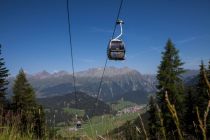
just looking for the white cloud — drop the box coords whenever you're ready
[176,34,210,45]
[176,37,197,44]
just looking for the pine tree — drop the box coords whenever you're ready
[148,96,159,139]
[208,60,210,81]
[196,61,209,116]
[33,105,46,138]
[207,61,210,137]
[183,87,197,136]
[156,39,185,136]
[196,61,210,137]
[12,69,36,133]
[12,69,45,137]
[0,44,9,108]
[13,69,36,112]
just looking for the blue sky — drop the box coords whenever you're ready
[0,0,210,75]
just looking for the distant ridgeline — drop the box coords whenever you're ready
[8,67,199,104]
[7,67,157,101]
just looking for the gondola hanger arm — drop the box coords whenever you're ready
[113,19,124,40]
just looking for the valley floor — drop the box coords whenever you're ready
[56,105,147,139]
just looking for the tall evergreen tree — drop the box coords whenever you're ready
[148,96,159,139]
[196,61,210,136]
[208,60,210,81]
[33,105,46,138]
[196,61,209,116]
[0,44,9,108]
[13,69,36,112]
[183,87,197,137]
[156,39,185,136]
[12,69,45,138]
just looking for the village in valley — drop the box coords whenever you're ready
[116,104,147,116]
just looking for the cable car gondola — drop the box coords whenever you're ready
[107,19,125,60]
[76,121,81,129]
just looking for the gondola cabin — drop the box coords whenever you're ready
[76,121,81,129]
[107,39,125,60]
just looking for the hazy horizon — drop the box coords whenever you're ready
[7,66,202,77]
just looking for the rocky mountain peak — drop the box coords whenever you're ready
[76,66,140,77]
[34,70,51,79]
[53,71,69,77]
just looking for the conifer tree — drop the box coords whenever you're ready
[183,87,197,136]
[196,61,209,116]
[0,44,9,108]
[12,69,45,137]
[12,69,36,133]
[148,96,159,139]
[13,69,36,112]
[156,39,185,136]
[208,60,210,81]
[33,105,46,138]
[196,61,210,136]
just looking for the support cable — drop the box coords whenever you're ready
[66,0,77,108]
[94,0,124,112]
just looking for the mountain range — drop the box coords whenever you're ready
[7,67,199,103]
